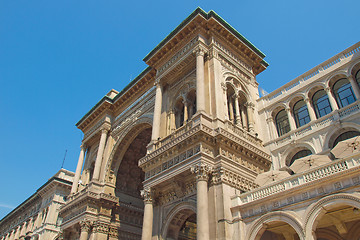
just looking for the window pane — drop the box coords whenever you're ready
[289,149,312,166]
[313,90,332,118]
[275,109,290,137]
[293,100,310,127]
[333,78,355,108]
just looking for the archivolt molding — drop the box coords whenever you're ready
[323,122,360,149]
[348,58,360,75]
[161,201,196,239]
[282,142,316,166]
[104,117,152,184]
[325,70,348,85]
[223,71,251,96]
[246,211,304,240]
[304,193,360,235]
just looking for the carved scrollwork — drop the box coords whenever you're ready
[190,163,213,181]
[80,220,92,233]
[141,188,153,203]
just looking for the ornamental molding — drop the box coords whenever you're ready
[212,39,252,72]
[190,162,213,181]
[220,148,264,174]
[212,167,257,191]
[157,37,198,75]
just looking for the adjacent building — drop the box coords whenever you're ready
[0,169,74,240]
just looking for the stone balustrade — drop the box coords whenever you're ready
[232,154,360,206]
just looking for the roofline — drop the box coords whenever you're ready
[75,66,153,127]
[0,174,72,224]
[143,7,266,63]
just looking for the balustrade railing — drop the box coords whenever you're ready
[236,155,360,205]
[263,42,360,102]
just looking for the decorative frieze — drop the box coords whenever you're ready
[212,167,257,191]
[92,221,109,234]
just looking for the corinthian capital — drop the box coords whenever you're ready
[141,188,153,203]
[80,220,92,233]
[191,163,213,181]
[193,46,206,57]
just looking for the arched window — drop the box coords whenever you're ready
[332,131,360,148]
[175,99,185,128]
[312,90,332,118]
[333,78,355,108]
[293,100,310,127]
[275,109,290,137]
[356,70,360,87]
[289,149,312,166]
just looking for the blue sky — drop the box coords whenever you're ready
[0,0,359,219]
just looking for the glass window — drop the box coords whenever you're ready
[289,149,312,166]
[312,90,332,118]
[333,78,355,108]
[332,131,360,148]
[293,100,310,127]
[275,109,290,137]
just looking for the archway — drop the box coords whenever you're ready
[165,209,196,240]
[255,221,301,240]
[112,125,152,237]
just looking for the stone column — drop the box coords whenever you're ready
[348,75,360,100]
[234,94,241,126]
[71,144,87,193]
[93,128,108,181]
[194,47,206,113]
[79,220,92,240]
[325,87,338,111]
[266,117,277,139]
[221,83,229,120]
[285,107,296,130]
[241,104,248,130]
[169,109,175,133]
[141,189,153,240]
[305,97,317,121]
[246,102,255,132]
[151,79,163,142]
[191,163,212,240]
[228,98,234,121]
[183,100,188,123]
[92,221,109,240]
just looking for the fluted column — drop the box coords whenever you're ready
[348,75,360,100]
[246,102,255,132]
[71,144,87,193]
[151,79,163,142]
[194,47,206,113]
[234,95,241,126]
[141,189,153,240]
[79,220,92,240]
[325,87,338,111]
[285,107,296,130]
[191,163,212,240]
[304,98,317,121]
[93,128,108,181]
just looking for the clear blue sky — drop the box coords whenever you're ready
[0,0,358,219]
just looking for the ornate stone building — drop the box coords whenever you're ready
[0,169,74,240]
[3,7,359,240]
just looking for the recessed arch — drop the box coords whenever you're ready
[246,211,304,240]
[323,123,360,149]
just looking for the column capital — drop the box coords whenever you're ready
[221,82,227,92]
[80,220,92,232]
[80,143,87,150]
[92,221,109,234]
[325,86,331,93]
[141,188,153,203]
[304,97,310,103]
[154,78,162,87]
[193,46,207,57]
[191,163,213,181]
[285,106,291,112]
[245,102,255,109]
[266,117,274,123]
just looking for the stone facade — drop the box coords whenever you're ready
[0,169,74,240]
[3,7,360,240]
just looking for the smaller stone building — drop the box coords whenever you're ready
[0,169,74,240]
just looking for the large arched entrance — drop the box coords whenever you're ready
[165,209,197,240]
[112,125,152,238]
